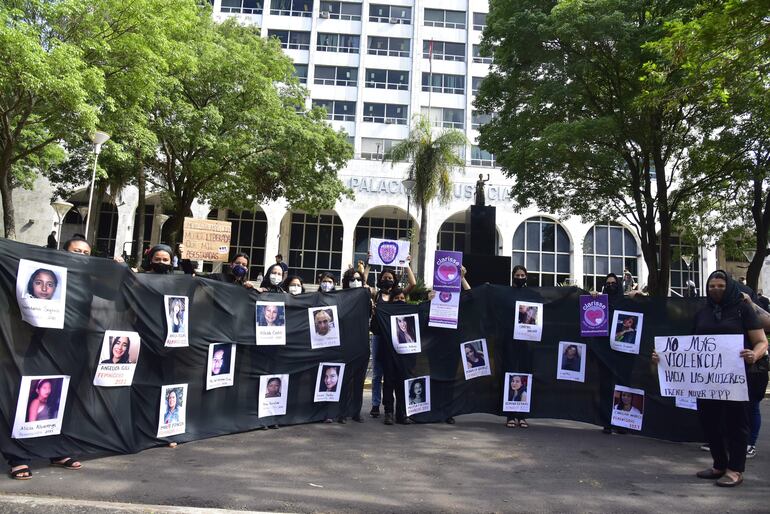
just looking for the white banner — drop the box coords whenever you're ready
[654,334,748,402]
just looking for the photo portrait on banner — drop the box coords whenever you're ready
[556,341,586,383]
[93,331,141,387]
[157,384,188,437]
[610,310,643,354]
[12,375,70,439]
[15,259,68,329]
[611,385,645,430]
[256,301,286,346]
[206,343,235,390]
[405,376,431,416]
[314,363,345,402]
[164,295,189,347]
[258,374,289,417]
[308,306,341,349]
[390,313,422,354]
[502,373,532,413]
[461,339,491,380]
[513,301,543,341]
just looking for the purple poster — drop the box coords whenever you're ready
[580,294,609,336]
[429,251,463,329]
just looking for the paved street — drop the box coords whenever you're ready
[1,393,768,513]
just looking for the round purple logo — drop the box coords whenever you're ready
[439,292,452,303]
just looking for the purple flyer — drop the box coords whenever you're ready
[580,294,609,336]
[429,251,463,329]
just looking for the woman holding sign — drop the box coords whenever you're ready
[653,270,767,487]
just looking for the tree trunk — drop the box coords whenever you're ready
[416,200,428,280]
[134,152,146,266]
[0,171,16,240]
[88,181,106,251]
[747,175,770,291]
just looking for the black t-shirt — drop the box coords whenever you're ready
[693,302,761,350]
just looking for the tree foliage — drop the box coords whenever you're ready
[387,115,467,278]
[476,0,737,295]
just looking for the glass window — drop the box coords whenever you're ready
[665,233,702,298]
[354,215,413,287]
[288,212,343,283]
[473,12,487,30]
[582,222,639,292]
[513,217,572,287]
[293,63,308,83]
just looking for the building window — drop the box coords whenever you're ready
[208,209,268,280]
[582,222,639,292]
[319,1,361,20]
[360,138,400,160]
[317,33,360,53]
[421,72,465,94]
[270,0,313,17]
[364,68,409,90]
[354,216,412,286]
[471,145,495,166]
[293,63,308,83]
[312,99,356,121]
[421,106,464,129]
[289,212,344,284]
[314,65,357,86]
[513,216,571,287]
[368,36,410,57]
[472,12,487,31]
[471,110,492,130]
[424,8,466,29]
[363,103,408,124]
[472,76,484,95]
[472,44,492,64]
[268,29,311,50]
[665,233,702,297]
[131,203,156,258]
[220,0,263,15]
[423,40,465,61]
[369,4,411,24]
[437,220,466,252]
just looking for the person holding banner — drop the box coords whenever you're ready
[258,264,287,293]
[506,265,531,429]
[144,245,174,274]
[653,270,767,487]
[204,253,255,288]
[283,275,305,296]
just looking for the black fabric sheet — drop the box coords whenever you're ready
[1,238,709,462]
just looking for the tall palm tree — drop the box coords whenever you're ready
[387,115,467,278]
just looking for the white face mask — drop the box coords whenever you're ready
[351,279,362,288]
[269,273,283,286]
[288,285,302,295]
[320,282,335,292]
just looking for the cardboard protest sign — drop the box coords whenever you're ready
[181,217,231,262]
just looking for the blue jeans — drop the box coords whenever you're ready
[370,335,383,407]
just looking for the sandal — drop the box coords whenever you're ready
[506,419,518,428]
[716,472,743,487]
[519,419,529,428]
[50,458,82,470]
[9,466,32,480]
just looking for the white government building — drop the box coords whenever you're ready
[5,0,736,294]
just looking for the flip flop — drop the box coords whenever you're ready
[716,473,743,487]
[9,466,32,480]
[519,419,529,428]
[50,458,82,470]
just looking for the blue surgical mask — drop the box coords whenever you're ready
[231,264,248,278]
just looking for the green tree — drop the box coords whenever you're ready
[386,115,467,278]
[144,16,353,243]
[476,0,735,296]
[650,0,770,290]
[0,0,199,240]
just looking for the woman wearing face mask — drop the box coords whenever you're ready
[204,253,256,288]
[652,270,767,487]
[318,273,337,293]
[258,264,287,293]
[143,244,175,274]
[506,264,532,429]
[283,275,305,296]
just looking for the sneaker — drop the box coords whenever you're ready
[747,445,757,459]
[369,406,380,418]
[700,444,710,452]
[383,412,394,425]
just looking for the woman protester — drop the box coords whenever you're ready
[144,245,175,274]
[259,264,287,293]
[507,265,532,429]
[204,253,256,288]
[284,275,306,296]
[653,270,767,487]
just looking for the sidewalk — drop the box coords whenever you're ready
[1,393,768,513]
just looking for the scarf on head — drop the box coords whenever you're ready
[601,273,624,306]
[706,270,742,322]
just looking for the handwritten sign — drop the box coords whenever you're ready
[655,334,748,402]
[181,217,232,262]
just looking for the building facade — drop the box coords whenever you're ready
[4,0,737,295]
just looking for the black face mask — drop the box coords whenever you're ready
[380,279,394,290]
[150,262,172,274]
[605,283,618,294]
[513,277,527,288]
[392,300,406,304]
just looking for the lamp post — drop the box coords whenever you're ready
[76,206,89,234]
[50,200,73,249]
[682,254,694,297]
[84,131,111,240]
